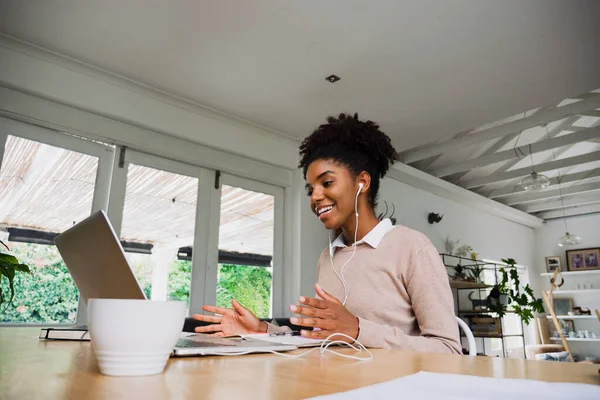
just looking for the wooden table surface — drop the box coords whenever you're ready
[1,328,598,399]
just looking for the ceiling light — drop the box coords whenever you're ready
[541,124,582,246]
[521,144,550,191]
[521,172,550,191]
[558,232,582,247]
[325,74,340,83]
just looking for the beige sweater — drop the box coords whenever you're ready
[272,223,461,354]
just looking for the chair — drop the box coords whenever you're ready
[456,316,476,356]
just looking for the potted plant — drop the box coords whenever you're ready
[0,239,31,309]
[488,258,544,325]
[468,263,485,284]
[453,263,465,280]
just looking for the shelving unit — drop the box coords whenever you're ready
[449,281,493,289]
[546,315,597,320]
[441,253,526,358]
[541,270,600,277]
[551,289,600,295]
[540,268,600,359]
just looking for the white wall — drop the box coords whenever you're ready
[0,37,299,170]
[535,214,600,358]
[378,178,537,270]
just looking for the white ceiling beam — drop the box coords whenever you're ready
[398,94,600,164]
[485,169,600,198]
[387,163,543,228]
[432,120,594,177]
[535,203,600,220]
[440,133,520,185]
[581,110,600,118]
[518,192,600,214]
[471,117,582,182]
[501,181,600,206]
[463,150,600,189]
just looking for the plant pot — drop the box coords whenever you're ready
[490,294,509,306]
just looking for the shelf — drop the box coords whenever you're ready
[440,253,498,266]
[541,270,600,277]
[550,289,600,295]
[551,338,600,342]
[545,315,598,320]
[449,280,493,289]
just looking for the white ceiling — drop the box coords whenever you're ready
[1,0,599,152]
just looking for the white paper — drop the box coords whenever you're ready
[308,371,600,400]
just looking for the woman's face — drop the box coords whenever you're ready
[305,159,359,230]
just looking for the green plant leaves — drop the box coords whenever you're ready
[495,259,543,325]
[0,245,32,309]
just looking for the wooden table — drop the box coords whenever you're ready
[1,328,598,399]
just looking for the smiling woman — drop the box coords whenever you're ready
[194,113,461,354]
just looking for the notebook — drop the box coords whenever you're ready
[39,327,90,341]
[241,333,326,348]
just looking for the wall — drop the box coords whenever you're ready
[0,37,299,170]
[378,178,537,271]
[535,214,600,358]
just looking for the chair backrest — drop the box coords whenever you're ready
[456,317,477,356]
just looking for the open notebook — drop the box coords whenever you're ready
[239,333,325,348]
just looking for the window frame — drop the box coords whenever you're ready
[0,116,115,326]
[200,173,285,318]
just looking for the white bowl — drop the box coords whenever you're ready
[88,299,186,376]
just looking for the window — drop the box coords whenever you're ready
[1,120,288,325]
[0,119,113,323]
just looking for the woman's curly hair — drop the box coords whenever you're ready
[298,113,397,208]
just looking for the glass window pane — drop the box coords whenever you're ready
[0,135,100,323]
[216,185,274,318]
[120,164,198,307]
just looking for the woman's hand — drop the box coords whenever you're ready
[193,299,267,337]
[289,284,359,342]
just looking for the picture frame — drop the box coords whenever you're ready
[547,319,575,335]
[545,256,561,273]
[566,248,600,272]
[552,298,573,316]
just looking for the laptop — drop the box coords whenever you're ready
[53,210,297,356]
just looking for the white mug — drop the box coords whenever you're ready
[88,299,186,376]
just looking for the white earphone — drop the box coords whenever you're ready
[328,182,363,306]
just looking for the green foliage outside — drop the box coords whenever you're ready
[0,243,79,323]
[1,242,273,323]
[216,264,272,318]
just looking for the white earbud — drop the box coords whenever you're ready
[356,183,363,217]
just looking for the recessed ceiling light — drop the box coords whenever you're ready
[325,74,340,83]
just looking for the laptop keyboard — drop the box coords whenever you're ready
[176,338,236,348]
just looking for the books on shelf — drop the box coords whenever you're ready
[39,327,90,341]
